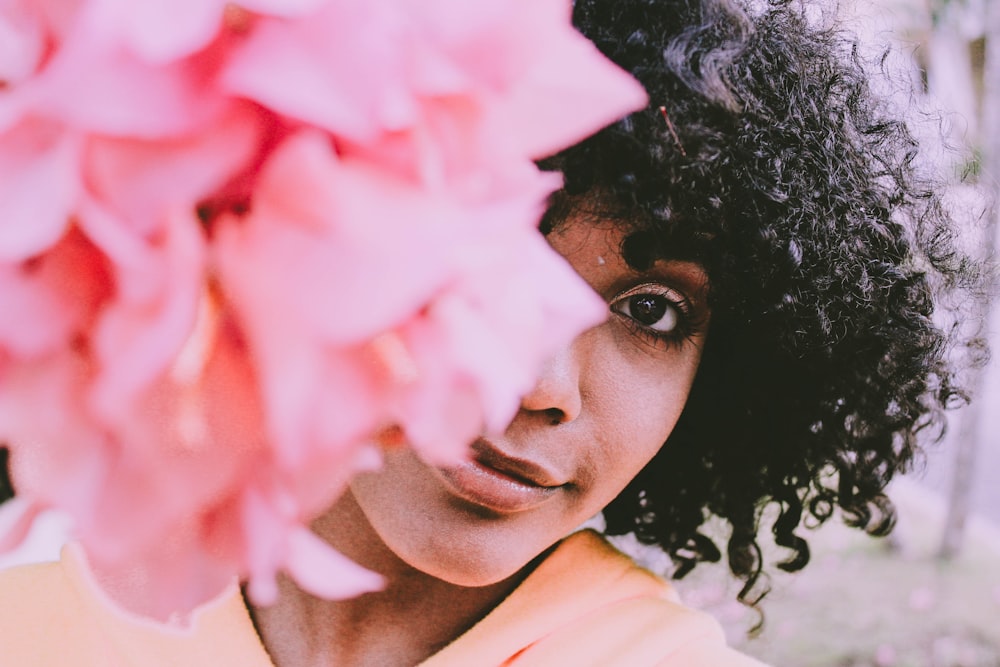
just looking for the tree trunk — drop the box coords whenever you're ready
[938,0,1000,560]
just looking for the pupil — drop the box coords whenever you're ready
[630,295,666,325]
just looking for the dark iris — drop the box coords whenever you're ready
[629,295,667,326]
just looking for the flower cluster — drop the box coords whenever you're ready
[0,0,645,621]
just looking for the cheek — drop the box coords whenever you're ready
[583,341,699,492]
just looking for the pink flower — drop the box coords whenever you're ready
[238,471,384,606]
[223,0,647,178]
[0,117,82,262]
[0,103,269,620]
[0,0,645,623]
[213,131,447,473]
[215,129,606,468]
[23,24,224,138]
[0,0,254,259]
[0,227,111,365]
[407,0,649,161]
[0,1,47,89]
[85,0,327,64]
[387,213,608,463]
[221,0,419,145]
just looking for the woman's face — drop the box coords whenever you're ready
[342,217,710,586]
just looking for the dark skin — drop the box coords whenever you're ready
[252,492,530,666]
[250,218,711,666]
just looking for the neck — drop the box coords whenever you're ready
[249,492,526,667]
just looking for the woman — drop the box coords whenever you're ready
[0,0,979,664]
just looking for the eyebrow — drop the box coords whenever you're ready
[628,260,712,315]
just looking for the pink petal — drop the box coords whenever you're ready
[0,262,77,357]
[80,205,206,428]
[215,223,386,468]
[86,0,226,64]
[0,497,44,553]
[222,1,416,142]
[483,20,648,159]
[23,0,85,43]
[0,227,112,358]
[213,216,329,468]
[30,19,225,138]
[83,103,261,235]
[311,351,385,452]
[387,206,605,460]
[462,232,608,430]
[285,526,384,601]
[227,303,328,470]
[0,118,80,262]
[427,293,526,432]
[393,352,485,465]
[218,131,455,344]
[239,0,328,15]
[86,521,237,624]
[285,442,384,515]
[4,322,264,576]
[0,353,114,529]
[417,0,646,161]
[0,2,46,86]
[240,485,294,606]
[83,0,332,65]
[239,471,385,608]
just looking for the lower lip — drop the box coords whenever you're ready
[433,460,560,513]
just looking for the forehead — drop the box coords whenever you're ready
[546,218,709,297]
[542,188,712,266]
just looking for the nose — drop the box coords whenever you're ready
[519,343,582,425]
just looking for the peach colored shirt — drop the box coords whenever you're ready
[0,531,767,666]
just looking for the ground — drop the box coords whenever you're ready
[654,479,1000,667]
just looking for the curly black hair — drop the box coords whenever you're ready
[542,0,983,609]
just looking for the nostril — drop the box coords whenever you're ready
[543,408,566,426]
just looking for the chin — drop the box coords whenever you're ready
[391,525,548,589]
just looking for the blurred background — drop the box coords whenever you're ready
[1,0,998,665]
[688,0,1000,664]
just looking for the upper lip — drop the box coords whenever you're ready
[470,438,566,488]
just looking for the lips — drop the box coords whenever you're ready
[432,439,566,513]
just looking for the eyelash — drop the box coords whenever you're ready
[609,283,698,349]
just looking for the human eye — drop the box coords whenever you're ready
[609,283,691,346]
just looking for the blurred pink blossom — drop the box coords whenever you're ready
[0,0,647,623]
[223,0,647,178]
[81,0,326,64]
